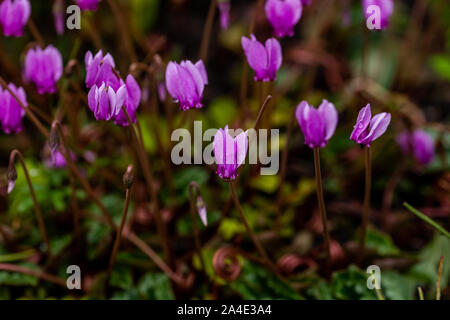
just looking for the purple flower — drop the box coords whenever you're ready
[24,45,63,94]
[53,0,64,35]
[114,75,142,127]
[85,50,119,89]
[295,99,338,148]
[76,0,101,11]
[0,0,30,37]
[0,83,27,134]
[241,34,282,82]
[213,126,248,180]
[265,0,302,38]
[165,60,208,110]
[350,104,391,147]
[88,82,126,121]
[396,129,435,165]
[218,1,231,30]
[363,0,394,29]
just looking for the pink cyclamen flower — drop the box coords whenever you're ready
[0,0,30,37]
[76,0,101,11]
[88,82,126,121]
[396,129,435,165]
[296,100,338,148]
[24,45,63,94]
[165,60,208,110]
[213,126,248,180]
[0,83,27,134]
[114,75,142,127]
[53,0,64,35]
[350,104,391,147]
[363,0,394,29]
[241,34,282,82]
[85,50,119,89]
[265,0,302,38]
[218,1,230,30]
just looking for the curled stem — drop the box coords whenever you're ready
[228,181,278,275]
[9,150,51,257]
[359,147,371,262]
[189,182,206,272]
[313,148,331,263]
[253,95,272,130]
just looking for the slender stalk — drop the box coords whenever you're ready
[418,286,424,300]
[52,121,115,227]
[199,0,218,63]
[27,19,45,47]
[253,95,272,130]
[189,182,206,272]
[9,150,51,257]
[124,231,185,285]
[0,263,66,287]
[107,166,134,278]
[106,0,137,62]
[436,256,443,300]
[359,147,371,261]
[0,77,49,138]
[229,181,278,274]
[403,202,450,239]
[313,148,331,262]
[121,107,172,264]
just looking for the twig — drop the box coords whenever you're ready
[0,263,66,287]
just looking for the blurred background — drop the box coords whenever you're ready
[0,0,449,300]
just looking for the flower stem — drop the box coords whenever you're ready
[27,18,45,48]
[199,0,218,63]
[436,256,443,300]
[107,178,133,279]
[121,107,172,265]
[228,181,278,275]
[253,95,272,130]
[359,146,372,262]
[189,182,206,273]
[418,286,424,300]
[52,121,115,227]
[0,263,65,287]
[10,150,51,257]
[313,148,331,262]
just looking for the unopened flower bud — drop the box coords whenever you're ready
[49,124,60,152]
[196,195,207,226]
[7,162,17,194]
[123,165,134,189]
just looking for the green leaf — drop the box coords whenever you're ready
[429,54,450,81]
[137,273,174,300]
[110,266,133,290]
[229,261,302,300]
[331,265,377,300]
[381,271,417,300]
[364,227,401,256]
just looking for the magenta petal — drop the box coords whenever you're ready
[318,99,338,140]
[412,130,434,165]
[265,38,282,81]
[165,61,181,102]
[295,101,309,133]
[242,35,268,81]
[235,130,248,167]
[125,74,141,109]
[304,107,325,148]
[360,112,391,145]
[194,60,208,85]
[350,104,371,143]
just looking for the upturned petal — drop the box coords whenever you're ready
[242,35,268,81]
[359,112,391,146]
[318,99,338,140]
[350,104,371,143]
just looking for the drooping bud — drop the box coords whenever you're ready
[49,123,60,153]
[196,195,207,227]
[123,164,134,189]
[7,161,17,194]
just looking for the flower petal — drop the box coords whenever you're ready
[318,99,338,140]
